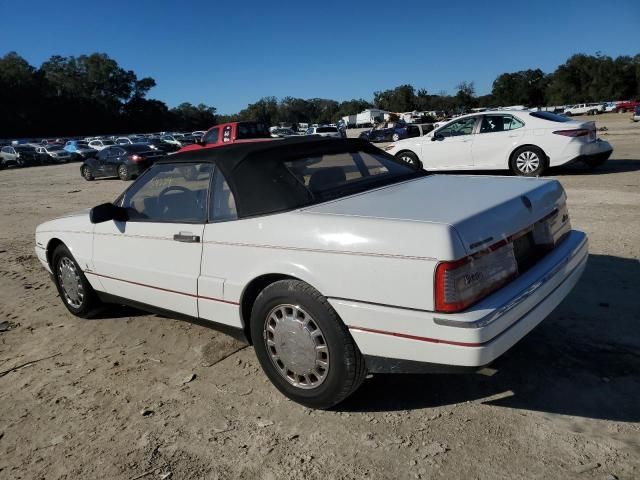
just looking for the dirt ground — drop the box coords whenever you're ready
[0,113,639,480]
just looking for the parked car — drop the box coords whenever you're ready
[385,110,613,176]
[80,144,165,181]
[135,138,181,153]
[161,134,195,147]
[35,145,72,163]
[305,126,341,138]
[563,103,604,116]
[603,101,618,113]
[88,139,116,151]
[359,122,422,142]
[270,128,298,138]
[614,100,640,113]
[633,105,640,122]
[179,121,272,153]
[64,141,98,160]
[35,136,587,408]
[1,145,41,168]
[115,137,135,145]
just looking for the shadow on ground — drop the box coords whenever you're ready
[339,254,640,422]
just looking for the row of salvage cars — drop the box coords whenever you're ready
[36,128,594,408]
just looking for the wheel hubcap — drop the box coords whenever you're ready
[263,304,329,389]
[400,155,415,165]
[516,151,540,173]
[58,257,84,308]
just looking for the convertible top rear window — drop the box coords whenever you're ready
[224,148,420,218]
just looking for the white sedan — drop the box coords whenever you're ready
[305,126,342,138]
[385,110,613,176]
[88,139,116,151]
[35,137,588,408]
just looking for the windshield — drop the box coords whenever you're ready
[530,111,571,122]
[226,147,423,217]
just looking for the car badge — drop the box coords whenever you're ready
[521,195,533,211]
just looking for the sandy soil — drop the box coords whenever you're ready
[0,112,639,479]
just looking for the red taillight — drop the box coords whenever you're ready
[129,154,143,162]
[434,243,518,313]
[552,129,590,137]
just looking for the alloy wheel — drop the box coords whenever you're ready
[516,151,540,174]
[263,304,329,389]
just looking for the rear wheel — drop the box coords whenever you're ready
[510,146,546,177]
[391,133,401,142]
[250,280,367,409]
[117,164,131,181]
[51,244,102,318]
[395,151,422,169]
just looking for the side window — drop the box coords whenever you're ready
[122,163,212,223]
[203,128,219,145]
[438,117,477,138]
[1,147,9,153]
[210,167,238,222]
[98,148,111,160]
[504,116,524,130]
[480,115,506,133]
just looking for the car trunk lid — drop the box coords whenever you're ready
[302,174,567,257]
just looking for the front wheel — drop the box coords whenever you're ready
[81,165,94,181]
[52,244,102,318]
[250,280,367,409]
[395,151,422,169]
[510,146,546,177]
[391,133,401,142]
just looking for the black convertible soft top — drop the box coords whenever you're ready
[157,136,418,218]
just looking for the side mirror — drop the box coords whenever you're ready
[431,132,444,141]
[90,202,128,224]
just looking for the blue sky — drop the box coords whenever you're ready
[1,0,638,113]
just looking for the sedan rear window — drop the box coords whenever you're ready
[316,127,338,133]
[529,111,571,122]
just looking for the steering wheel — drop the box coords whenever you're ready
[157,185,190,213]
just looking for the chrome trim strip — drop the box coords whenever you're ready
[434,235,588,329]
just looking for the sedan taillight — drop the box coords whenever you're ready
[129,154,143,162]
[552,129,590,137]
[434,243,518,313]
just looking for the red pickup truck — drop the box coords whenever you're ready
[179,121,271,152]
[615,100,640,113]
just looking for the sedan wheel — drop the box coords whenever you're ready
[511,146,545,177]
[82,165,94,181]
[396,151,422,169]
[392,133,400,142]
[118,164,130,181]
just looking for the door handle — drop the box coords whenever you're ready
[173,232,200,243]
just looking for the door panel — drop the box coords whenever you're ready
[91,222,204,316]
[91,162,212,317]
[421,117,477,169]
[472,115,525,168]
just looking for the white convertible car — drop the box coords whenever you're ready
[385,110,613,176]
[35,137,588,408]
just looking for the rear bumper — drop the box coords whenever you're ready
[330,230,588,371]
[553,140,613,167]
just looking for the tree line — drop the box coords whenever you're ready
[2,51,639,138]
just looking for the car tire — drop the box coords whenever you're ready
[395,151,423,169]
[81,165,94,181]
[51,244,102,318]
[250,279,367,409]
[391,133,400,142]
[117,164,131,181]
[510,146,546,177]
